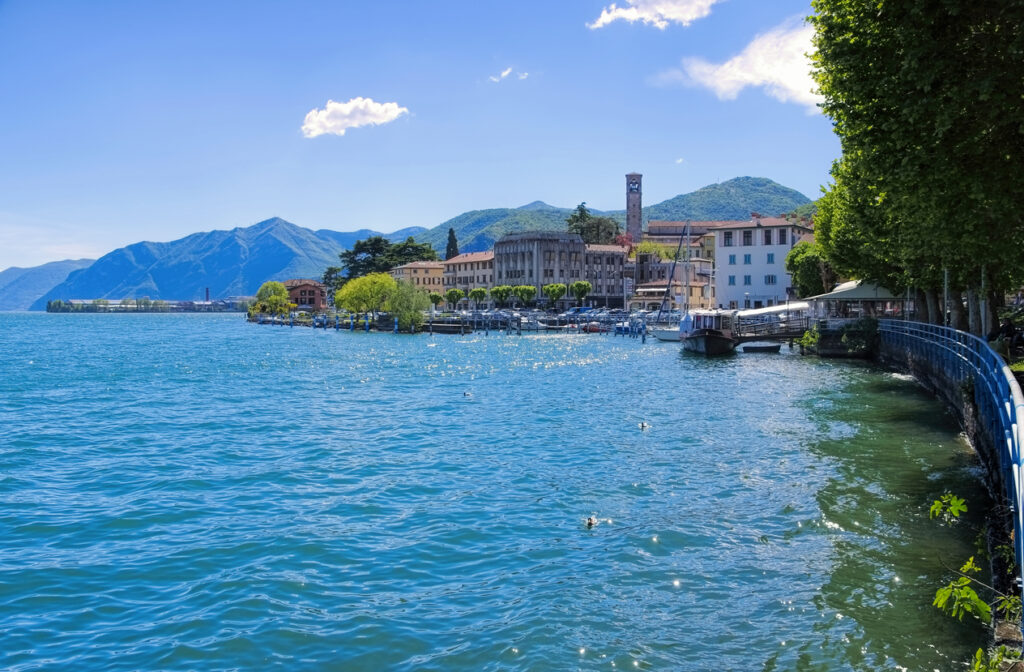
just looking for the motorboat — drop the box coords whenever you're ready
[681,310,738,356]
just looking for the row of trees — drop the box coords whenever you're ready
[439,282,593,310]
[808,0,1024,333]
[47,298,171,312]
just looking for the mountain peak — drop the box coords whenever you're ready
[517,201,558,211]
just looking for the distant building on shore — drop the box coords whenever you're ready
[284,279,327,311]
[442,252,494,297]
[712,216,813,309]
[493,232,628,308]
[390,261,444,289]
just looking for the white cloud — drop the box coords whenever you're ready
[588,0,722,29]
[489,67,513,83]
[675,157,684,164]
[489,67,528,83]
[301,97,409,138]
[653,17,822,112]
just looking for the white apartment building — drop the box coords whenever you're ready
[713,217,813,309]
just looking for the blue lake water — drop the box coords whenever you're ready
[0,313,991,670]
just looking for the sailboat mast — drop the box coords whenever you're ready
[684,220,691,312]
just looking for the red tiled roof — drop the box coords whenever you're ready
[443,251,493,264]
[585,244,629,253]
[283,278,324,288]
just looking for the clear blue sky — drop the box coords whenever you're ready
[0,0,839,270]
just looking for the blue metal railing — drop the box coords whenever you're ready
[879,319,1024,609]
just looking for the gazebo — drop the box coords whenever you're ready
[806,280,912,319]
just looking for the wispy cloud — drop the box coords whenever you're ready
[651,17,822,112]
[675,157,685,164]
[588,0,722,29]
[301,97,409,138]
[489,67,529,83]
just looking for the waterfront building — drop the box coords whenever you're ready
[712,216,813,309]
[442,252,494,297]
[284,279,327,311]
[389,261,444,289]
[493,232,628,309]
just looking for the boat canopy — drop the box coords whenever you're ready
[736,301,809,318]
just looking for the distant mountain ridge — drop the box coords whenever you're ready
[30,219,425,309]
[24,177,811,309]
[0,259,95,311]
[414,177,809,253]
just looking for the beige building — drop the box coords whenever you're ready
[390,261,444,289]
[493,232,628,308]
[443,252,494,294]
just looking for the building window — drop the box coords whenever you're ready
[728,254,736,265]
[742,230,752,246]
[723,232,733,247]
[743,275,751,286]
[765,274,777,285]
[779,229,788,245]
[728,275,736,286]
[767,253,775,264]
[764,230,772,245]
[743,254,751,265]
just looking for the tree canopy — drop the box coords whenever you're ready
[334,273,396,316]
[566,202,621,245]
[445,228,459,260]
[785,241,836,299]
[570,280,592,305]
[338,236,438,281]
[386,280,431,331]
[810,0,1024,327]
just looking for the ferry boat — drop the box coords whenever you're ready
[681,310,738,356]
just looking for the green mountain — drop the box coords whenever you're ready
[641,177,812,221]
[0,259,95,311]
[414,177,809,253]
[31,218,425,309]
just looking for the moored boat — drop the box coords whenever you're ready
[681,310,738,356]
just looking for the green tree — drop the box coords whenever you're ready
[445,227,459,260]
[337,236,439,282]
[566,202,621,245]
[543,283,567,308]
[322,266,345,305]
[785,241,837,298]
[120,297,134,310]
[335,272,396,317]
[570,280,592,306]
[256,281,288,304]
[445,288,465,310]
[631,240,675,261]
[468,287,488,310]
[490,285,513,307]
[428,291,444,311]
[810,0,1024,331]
[513,285,537,308]
[386,280,431,331]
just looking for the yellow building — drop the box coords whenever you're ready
[390,261,445,289]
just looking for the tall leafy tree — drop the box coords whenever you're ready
[445,228,459,261]
[566,202,621,245]
[335,273,396,317]
[785,241,836,298]
[337,236,438,281]
[810,0,1024,330]
[386,280,431,331]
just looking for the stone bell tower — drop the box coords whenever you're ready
[626,173,642,242]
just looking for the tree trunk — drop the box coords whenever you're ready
[966,287,981,336]
[950,289,967,332]
[924,289,941,324]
